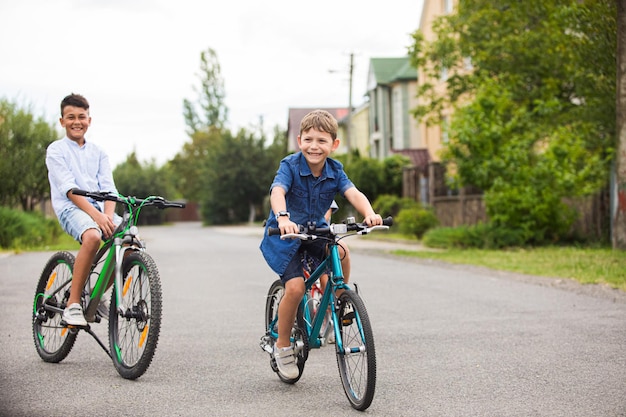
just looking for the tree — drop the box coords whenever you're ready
[410,0,616,243]
[169,129,222,202]
[200,127,281,224]
[0,98,58,211]
[113,152,178,225]
[183,48,228,135]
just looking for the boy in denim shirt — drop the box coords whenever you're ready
[260,109,382,379]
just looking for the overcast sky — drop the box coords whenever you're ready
[1,0,423,167]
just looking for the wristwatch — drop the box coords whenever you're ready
[277,211,290,219]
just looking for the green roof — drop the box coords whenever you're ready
[370,57,416,84]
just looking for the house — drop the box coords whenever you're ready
[418,0,458,162]
[366,57,421,160]
[366,56,431,203]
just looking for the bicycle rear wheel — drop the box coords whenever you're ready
[264,279,308,383]
[32,251,78,363]
[109,251,162,380]
[335,289,376,411]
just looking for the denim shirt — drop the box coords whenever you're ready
[260,152,354,275]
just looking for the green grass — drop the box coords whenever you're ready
[392,246,626,291]
[1,233,80,254]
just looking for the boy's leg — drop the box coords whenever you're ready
[58,207,105,325]
[67,228,100,306]
[276,277,305,348]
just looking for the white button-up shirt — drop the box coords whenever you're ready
[46,136,118,218]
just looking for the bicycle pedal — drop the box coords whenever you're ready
[60,320,88,330]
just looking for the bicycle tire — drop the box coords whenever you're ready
[32,251,78,363]
[335,289,376,411]
[264,279,308,383]
[109,251,162,380]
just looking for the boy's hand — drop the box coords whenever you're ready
[94,211,116,238]
[363,213,383,227]
[277,216,298,235]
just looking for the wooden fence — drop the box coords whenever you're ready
[403,162,609,241]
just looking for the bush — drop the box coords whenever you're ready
[372,194,418,218]
[0,207,62,249]
[423,223,526,249]
[396,206,439,239]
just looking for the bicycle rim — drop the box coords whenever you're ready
[32,251,77,363]
[335,290,376,411]
[109,251,162,379]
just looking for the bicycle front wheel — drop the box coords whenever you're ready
[32,251,78,363]
[335,289,376,411]
[109,251,162,380]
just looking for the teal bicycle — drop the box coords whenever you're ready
[32,189,184,379]
[260,216,392,411]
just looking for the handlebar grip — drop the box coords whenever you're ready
[268,227,280,236]
[382,216,393,227]
[70,188,88,196]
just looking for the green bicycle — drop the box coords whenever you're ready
[260,216,392,411]
[32,189,184,379]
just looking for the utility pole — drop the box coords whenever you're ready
[329,52,355,156]
[615,0,626,249]
[346,52,354,156]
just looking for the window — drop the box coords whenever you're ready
[441,116,449,144]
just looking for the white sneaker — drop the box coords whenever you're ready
[62,303,87,326]
[96,292,110,320]
[273,345,299,379]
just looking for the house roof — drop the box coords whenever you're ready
[392,148,431,176]
[369,57,417,85]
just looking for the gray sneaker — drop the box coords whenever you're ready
[62,303,87,326]
[273,345,299,379]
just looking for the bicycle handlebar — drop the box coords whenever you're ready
[267,216,393,238]
[71,188,186,209]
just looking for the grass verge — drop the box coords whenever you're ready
[391,246,626,291]
[354,227,625,291]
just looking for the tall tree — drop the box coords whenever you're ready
[410,0,616,243]
[183,48,228,134]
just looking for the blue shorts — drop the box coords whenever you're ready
[58,204,122,243]
[280,240,328,284]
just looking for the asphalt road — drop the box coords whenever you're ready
[1,222,625,417]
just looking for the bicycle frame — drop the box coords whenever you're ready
[301,243,347,349]
[83,210,144,323]
[266,238,356,353]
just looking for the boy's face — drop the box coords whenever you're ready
[297,128,339,168]
[60,105,91,143]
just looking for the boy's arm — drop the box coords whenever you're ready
[270,186,298,235]
[343,187,382,227]
[67,190,117,238]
